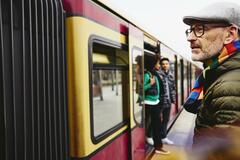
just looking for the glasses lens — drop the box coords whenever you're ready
[194,25,204,37]
[185,29,192,37]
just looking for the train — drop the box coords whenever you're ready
[0,0,202,160]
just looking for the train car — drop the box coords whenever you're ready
[0,0,202,160]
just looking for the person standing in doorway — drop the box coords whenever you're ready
[144,55,170,154]
[157,57,176,145]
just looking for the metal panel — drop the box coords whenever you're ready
[0,0,69,159]
[0,0,6,159]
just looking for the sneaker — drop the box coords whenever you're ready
[146,137,154,146]
[162,138,174,145]
[155,148,170,155]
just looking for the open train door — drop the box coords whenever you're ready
[129,24,145,160]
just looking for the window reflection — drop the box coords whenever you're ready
[92,70,124,137]
[91,42,129,140]
[132,49,144,126]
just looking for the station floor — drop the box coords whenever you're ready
[150,109,196,160]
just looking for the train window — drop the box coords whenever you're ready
[92,70,126,137]
[180,59,184,105]
[92,43,128,66]
[191,66,196,86]
[91,41,129,142]
[184,61,188,100]
[177,60,182,108]
[132,48,144,125]
[188,63,192,94]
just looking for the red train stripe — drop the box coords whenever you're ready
[62,0,128,35]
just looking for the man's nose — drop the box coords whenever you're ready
[187,31,197,42]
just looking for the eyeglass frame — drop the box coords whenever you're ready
[185,23,231,38]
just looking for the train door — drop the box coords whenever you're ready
[129,24,145,160]
[177,56,183,110]
[65,1,131,158]
[160,44,179,121]
[174,55,179,112]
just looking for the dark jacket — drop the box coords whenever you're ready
[157,70,176,105]
[194,51,240,143]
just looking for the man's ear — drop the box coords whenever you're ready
[224,26,238,44]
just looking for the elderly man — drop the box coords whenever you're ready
[183,2,240,148]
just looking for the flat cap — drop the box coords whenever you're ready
[183,2,240,27]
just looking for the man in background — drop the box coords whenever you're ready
[157,57,176,145]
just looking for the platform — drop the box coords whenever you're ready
[150,109,196,160]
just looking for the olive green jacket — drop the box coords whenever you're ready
[195,51,240,138]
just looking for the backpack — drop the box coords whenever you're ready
[145,71,158,96]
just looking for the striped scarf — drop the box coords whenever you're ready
[184,40,240,113]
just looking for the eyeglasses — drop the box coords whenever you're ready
[185,24,231,38]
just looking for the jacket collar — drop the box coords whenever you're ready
[210,50,240,78]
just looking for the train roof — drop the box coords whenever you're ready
[63,0,203,69]
[94,0,203,68]
[94,0,158,40]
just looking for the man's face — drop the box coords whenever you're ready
[186,24,228,62]
[161,60,169,71]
